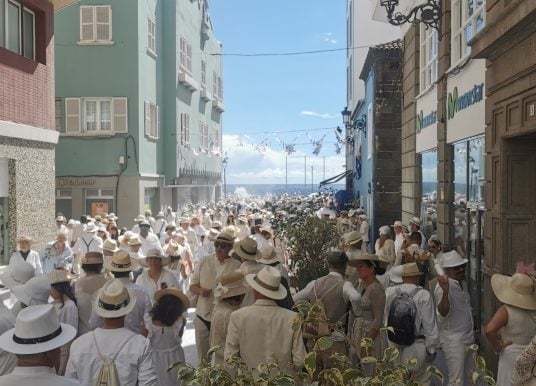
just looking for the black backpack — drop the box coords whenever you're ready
[387,287,421,346]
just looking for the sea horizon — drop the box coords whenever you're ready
[225,183,345,197]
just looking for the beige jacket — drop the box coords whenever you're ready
[224,299,306,375]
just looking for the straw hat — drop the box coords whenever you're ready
[220,280,250,299]
[55,215,66,223]
[347,253,388,268]
[47,270,70,285]
[344,231,362,246]
[16,235,33,244]
[211,221,222,229]
[206,229,220,242]
[0,259,35,289]
[165,223,177,230]
[104,250,140,272]
[12,276,51,306]
[401,262,423,277]
[84,223,98,233]
[155,288,190,309]
[491,273,536,310]
[409,217,421,227]
[379,225,391,236]
[215,230,235,246]
[0,304,76,355]
[392,220,403,228]
[245,266,287,300]
[156,211,165,218]
[94,279,137,318]
[134,215,146,222]
[441,250,468,268]
[81,251,104,265]
[259,245,279,265]
[139,249,170,267]
[259,227,274,238]
[128,235,142,246]
[107,213,118,221]
[164,240,184,257]
[233,237,261,261]
[102,239,119,253]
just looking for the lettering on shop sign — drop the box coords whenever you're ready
[57,177,96,187]
[416,110,437,134]
[447,83,484,120]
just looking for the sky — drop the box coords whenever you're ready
[209,0,348,185]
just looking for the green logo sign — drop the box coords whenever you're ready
[447,83,484,120]
[416,110,437,134]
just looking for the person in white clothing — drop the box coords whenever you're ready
[135,249,180,304]
[139,222,164,256]
[89,251,152,336]
[358,215,370,252]
[11,276,51,315]
[153,212,167,241]
[409,217,427,250]
[200,206,212,229]
[392,220,407,257]
[385,263,439,385]
[177,217,199,256]
[0,304,79,386]
[66,279,157,386]
[435,251,475,386]
[71,223,103,275]
[10,236,43,276]
[160,223,176,246]
[0,303,15,376]
[164,207,176,225]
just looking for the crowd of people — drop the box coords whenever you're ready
[0,194,533,385]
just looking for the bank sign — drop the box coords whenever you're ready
[447,83,484,120]
[416,110,437,134]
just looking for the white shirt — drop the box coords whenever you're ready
[55,298,79,331]
[394,232,405,257]
[384,283,439,353]
[0,305,15,376]
[0,366,80,385]
[72,234,103,257]
[66,327,157,386]
[153,219,167,238]
[359,220,370,242]
[10,250,43,276]
[434,278,474,345]
[135,269,180,303]
[140,233,163,256]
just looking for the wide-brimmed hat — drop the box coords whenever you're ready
[134,215,146,222]
[218,280,251,300]
[84,223,98,233]
[441,250,468,268]
[140,249,170,267]
[389,265,404,284]
[12,276,51,306]
[245,266,287,300]
[47,270,70,285]
[164,240,184,257]
[55,215,66,223]
[104,250,140,272]
[156,211,165,218]
[155,288,190,309]
[233,237,261,261]
[178,217,191,224]
[344,231,362,246]
[0,259,35,289]
[165,223,177,230]
[222,226,239,239]
[139,221,151,228]
[401,262,423,277]
[94,279,137,318]
[259,227,274,238]
[81,251,104,265]
[102,239,119,253]
[128,235,142,246]
[379,225,391,236]
[491,273,536,310]
[211,221,222,229]
[0,304,76,355]
[215,230,235,246]
[206,229,220,242]
[16,235,33,244]
[259,245,279,265]
[392,220,403,228]
[347,253,389,268]
[107,213,118,221]
[409,217,421,227]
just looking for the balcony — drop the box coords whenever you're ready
[200,88,213,101]
[178,71,199,92]
[213,98,225,112]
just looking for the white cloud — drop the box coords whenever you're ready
[301,110,336,119]
[222,134,345,184]
[322,32,337,44]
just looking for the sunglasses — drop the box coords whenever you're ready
[214,242,231,249]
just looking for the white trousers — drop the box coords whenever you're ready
[393,340,431,385]
[441,341,475,386]
[194,315,210,366]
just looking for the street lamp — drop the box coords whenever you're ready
[341,107,367,143]
[222,157,228,197]
[380,0,441,35]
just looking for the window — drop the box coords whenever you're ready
[451,0,485,65]
[179,36,192,73]
[0,0,35,60]
[180,113,190,145]
[212,71,217,98]
[144,101,159,139]
[200,122,209,150]
[420,149,438,238]
[420,25,438,92]
[55,98,63,132]
[85,189,114,218]
[201,60,206,87]
[64,97,128,134]
[147,18,156,55]
[213,126,220,150]
[80,5,112,43]
[217,76,223,100]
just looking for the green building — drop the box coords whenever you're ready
[54,0,224,224]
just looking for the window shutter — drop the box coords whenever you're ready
[65,98,81,133]
[144,101,151,136]
[185,114,189,143]
[112,98,128,133]
[156,105,160,139]
[80,6,94,41]
[95,6,111,41]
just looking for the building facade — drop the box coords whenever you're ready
[0,0,58,264]
[54,0,223,224]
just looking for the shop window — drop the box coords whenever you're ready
[0,159,8,265]
[420,149,438,239]
[468,137,485,204]
[55,189,72,220]
[144,187,158,215]
[85,188,114,218]
[451,0,485,66]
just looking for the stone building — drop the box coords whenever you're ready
[0,0,58,264]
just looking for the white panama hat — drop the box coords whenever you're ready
[12,276,51,306]
[245,266,287,300]
[94,279,137,318]
[0,259,35,289]
[441,250,468,268]
[259,245,279,265]
[233,237,262,261]
[0,304,76,355]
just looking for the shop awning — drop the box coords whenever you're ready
[319,170,352,188]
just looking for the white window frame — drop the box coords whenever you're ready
[451,0,485,67]
[180,113,190,145]
[212,71,218,99]
[419,25,438,93]
[144,101,159,139]
[201,60,207,88]
[79,5,113,44]
[147,17,156,56]
[1,0,35,60]
[63,97,128,135]
[179,36,192,74]
[200,122,209,150]
[213,126,220,151]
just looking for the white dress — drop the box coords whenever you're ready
[54,298,78,375]
[149,318,185,386]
